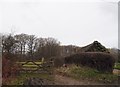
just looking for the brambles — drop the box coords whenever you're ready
[53,57,65,67]
[2,57,11,78]
[2,57,21,85]
[2,57,21,78]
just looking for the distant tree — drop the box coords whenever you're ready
[2,33,61,61]
[34,38,46,58]
[27,35,38,60]
[2,34,16,57]
[35,37,61,59]
[14,34,28,55]
[45,37,61,58]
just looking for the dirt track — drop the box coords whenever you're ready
[23,69,120,85]
[54,74,105,85]
[113,69,120,75]
[23,74,106,85]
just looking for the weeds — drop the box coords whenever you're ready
[56,64,118,84]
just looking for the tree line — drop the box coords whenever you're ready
[2,33,61,61]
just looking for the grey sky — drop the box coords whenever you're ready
[0,0,118,48]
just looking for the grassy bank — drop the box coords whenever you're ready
[56,65,118,84]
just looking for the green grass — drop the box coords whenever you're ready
[73,67,118,83]
[56,64,118,83]
[114,63,120,70]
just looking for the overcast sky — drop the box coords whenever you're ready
[0,0,119,48]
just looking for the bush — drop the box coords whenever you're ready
[64,52,115,73]
[2,57,21,78]
[53,57,65,67]
[2,57,11,78]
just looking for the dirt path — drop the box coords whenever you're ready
[23,71,119,85]
[53,69,120,85]
[113,69,120,75]
[54,74,104,85]
[23,74,105,85]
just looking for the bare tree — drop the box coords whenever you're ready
[2,34,17,58]
[45,37,60,58]
[14,34,28,55]
[27,35,38,60]
[2,33,61,61]
[34,38,46,58]
[35,37,61,59]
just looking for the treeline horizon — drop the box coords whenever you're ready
[1,33,119,61]
[1,32,118,48]
[2,33,62,61]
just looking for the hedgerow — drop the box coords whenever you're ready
[64,52,115,73]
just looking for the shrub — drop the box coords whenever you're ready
[64,52,115,73]
[2,57,21,78]
[53,57,65,67]
[2,57,11,78]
